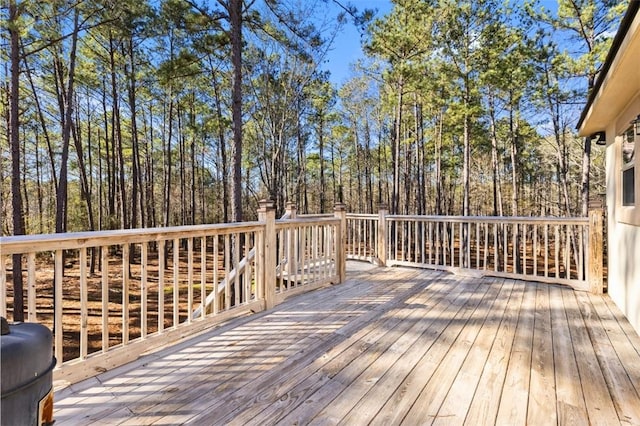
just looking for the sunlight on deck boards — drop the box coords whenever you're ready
[53,264,640,425]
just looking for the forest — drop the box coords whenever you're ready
[1,0,626,237]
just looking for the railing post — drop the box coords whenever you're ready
[377,204,388,266]
[258,200,276,309]
[286,201,297,219]
[334,203,346,283]
[588,209,604,294]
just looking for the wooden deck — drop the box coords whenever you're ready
[53,264,640,425]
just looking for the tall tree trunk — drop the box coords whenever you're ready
[392,77,404,215]
[190,103,197,225]
[509,98,519,217]
[509,94,521,272]
[414,100,425,216]
[164,96,174,228]
[9,0,25,321]
[22,44,58,191]
[488,93,503,216]
[365,116,374,214]
[211,70,229,222]
[71,100,96,234]
[125,38,142,230]
[55,9,80,235]
[101,76,115,227]
[229,0,243,222]
[177,104,186,226]
[435,108,443,216]
[462,86,470,217]
[319,112,326,213]
[145,103,157,227]
[109,33,128,230]
[35,132,44,234]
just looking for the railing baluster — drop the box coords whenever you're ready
[200,237,206,319]
[158,240,165,333]
[484,223,489,271]
[80,248,88,359]
[224,234,231,309]
[459,222,463,268]
[523,224,528,276]
[173,238,179,328]
[302,226,307,283]
[277,229,283,292]
[286,228,293,290]
[187,238,193,323]
[555,226,560,278]
[415,220,420,264]
[450,222,454,267]
[475,222,480,269]
[578,226,584,282]
[243,234,253,303]
[564,227,570,279]
[101,246,109,351]
[312,225,318,280]
[493,223,498,272]
[141,242,148,338]
[503,224,508,273]
[436,222,441,266]
[122,243,130,344]
[358,219,362,259]
[55,250,63,365]
[325,224,330,276]
[533,225,538,276]
[213,236,219,315]
[544,225,549,278]
[27,252,36,322]
[428,221,433,265]
[0,257,6,318]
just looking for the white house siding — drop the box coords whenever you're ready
[605,119,640,335]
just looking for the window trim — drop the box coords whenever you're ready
[617,119,640,225]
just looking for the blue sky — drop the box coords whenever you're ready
[321,0,564,86]
[322,0,393,85]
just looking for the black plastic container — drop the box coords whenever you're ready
[1,318,55,426]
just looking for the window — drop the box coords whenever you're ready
[622,126,636,206]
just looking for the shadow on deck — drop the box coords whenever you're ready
[53,262,640,425]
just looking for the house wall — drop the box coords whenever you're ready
[605,100,640,335]
[606,218,640,334]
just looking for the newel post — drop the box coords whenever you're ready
[258,200,276,309]
[377,204,388,266]
[285,201,297,219]
[334,203,347,283]
[588,209,604,294]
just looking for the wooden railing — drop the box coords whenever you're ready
[0,201,604,386]
[0,201,344,386]
[346,208,605,293]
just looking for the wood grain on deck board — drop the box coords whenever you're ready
[53,267,640,426]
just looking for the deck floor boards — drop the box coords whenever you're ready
[54,266,640,425]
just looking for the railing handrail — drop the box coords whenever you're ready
[346,213,377,219]
[385,214,589,225]
[0,222,263,255]
[276,217,341,228]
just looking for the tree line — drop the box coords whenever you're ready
[2,0,624,238]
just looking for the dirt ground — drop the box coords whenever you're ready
[5,248,215,362]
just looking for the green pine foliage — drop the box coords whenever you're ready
[0,0,625,235]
